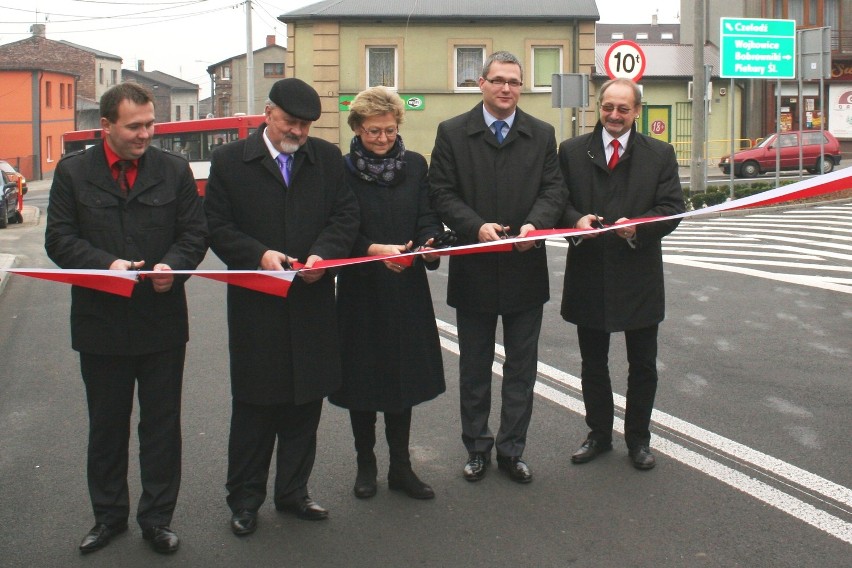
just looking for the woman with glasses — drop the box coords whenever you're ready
[330,86,445,500]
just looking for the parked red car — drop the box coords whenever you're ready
[0,159,26,228]
[718,130,842,178]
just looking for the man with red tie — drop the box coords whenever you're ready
[45,82,209,554]
[557,77,685,471]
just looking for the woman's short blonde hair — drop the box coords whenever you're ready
[347,86,405,131]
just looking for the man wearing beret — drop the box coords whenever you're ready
[205,78,359,536]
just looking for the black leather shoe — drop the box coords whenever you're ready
[629,445,657,470]
[230,509,258,536]
[353,466,378,499]
[570,438,613,464]
[497,456,533,484]
[79,522,128,553]
[463,452,490,482]
[142,525,179,554]
[388,466,435,499]
[277,496,329,521]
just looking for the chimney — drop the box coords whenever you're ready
[30,24,46,38]
[138,60,145,72]
[266,35,275,47]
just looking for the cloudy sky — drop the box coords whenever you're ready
[0,0,681,99]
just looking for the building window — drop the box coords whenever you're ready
[60,83,66,108]
[99,67,104,84]
[264,63,285,77]
[189,105,194,120]
[45,81,52,107]
[175,105,181,121]
[636,33,649,40]
[531,47,562,91]
[367,47,396,88]
[111,69,118,85]
[455,46,485,90]
[222,100,230,116]
[46,136,53,161]
[68,84,74,104]
[661,33,674,41]
[611,32,624,40]
[222,66,231,80]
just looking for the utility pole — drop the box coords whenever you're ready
[690,0,707,194]
[245,0,255,115]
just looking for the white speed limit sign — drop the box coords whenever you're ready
[604,40,646,82]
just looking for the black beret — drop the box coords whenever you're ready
[268,78,321,121]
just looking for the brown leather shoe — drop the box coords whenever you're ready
[570,438,613,464]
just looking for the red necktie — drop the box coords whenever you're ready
[117,160,132,195]
[608,140,620,170]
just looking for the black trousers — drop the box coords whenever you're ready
[576,324,659,450]
[456,306,542,458]
[80,346,185,529]
[225,398,323,513]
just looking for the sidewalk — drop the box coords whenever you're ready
[0,204,40,296]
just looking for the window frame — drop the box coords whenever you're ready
[359,38,404,90]
[263,63,285,78]
[449,41,491,92]
[525,40,570,93]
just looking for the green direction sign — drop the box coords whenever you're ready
[720,18,796,79]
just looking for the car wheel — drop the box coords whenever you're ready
[0,202,7,229]
[741,161,760,178]
[816,157,834,174]
[13,210,24,224]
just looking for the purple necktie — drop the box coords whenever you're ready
[276,153,291,186]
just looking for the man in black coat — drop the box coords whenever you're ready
[429,51,567,484]
[45,82,209,554]
[204,78,359,536]
[558,78,685,470]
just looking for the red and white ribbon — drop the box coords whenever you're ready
[6,168,850,297]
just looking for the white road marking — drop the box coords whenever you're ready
[436,319,852,544]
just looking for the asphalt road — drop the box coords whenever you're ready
[1,184,850,567]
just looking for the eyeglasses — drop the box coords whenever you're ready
[361,126,398,139]
[600,104,635,115]
[483,77,523,88]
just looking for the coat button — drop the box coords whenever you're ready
[125,236,133,243]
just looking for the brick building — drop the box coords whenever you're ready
[123,63,200,123]
[0,24,122,102]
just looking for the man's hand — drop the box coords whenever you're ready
[575,214,604,239]
[149,263,174,293]
[368,242,410,273]
[478,222,509,242]
[614,217,636,240]
[109,259,145,271]
[299,254,326,284]
[259,250,297,270]
[514,223,537,252]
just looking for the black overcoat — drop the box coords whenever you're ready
[558,123,685,332]
[204,126,359,406]
[45,144,209,355]
[330,149,446,413]
[428,103,567,314]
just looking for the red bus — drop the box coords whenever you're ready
[62,115,266,195]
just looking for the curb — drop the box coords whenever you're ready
[0,253,18,297]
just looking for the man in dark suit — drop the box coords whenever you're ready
[558,77,685,470]
[204,78,359,536]
[429,51,567,484]
[45,82,209,554]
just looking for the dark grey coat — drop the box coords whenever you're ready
[330,149,445,413]
[558,122,685,332]
[428,103,567,315]
[204,125,359,405]
[45,144,209,355]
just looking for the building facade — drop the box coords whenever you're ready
[207,36,287,117]
[122,65,200,123]
[0,69,76,180]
